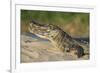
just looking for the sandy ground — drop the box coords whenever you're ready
[21,33,89,63]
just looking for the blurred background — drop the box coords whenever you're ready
[21,10,89,37]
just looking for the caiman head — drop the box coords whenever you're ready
[28,20,60,40]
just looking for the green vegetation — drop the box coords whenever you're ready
[21,10,89,37]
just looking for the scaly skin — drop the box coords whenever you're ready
[28,20,89,58]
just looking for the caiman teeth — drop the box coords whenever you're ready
[28,27,33,33]
[29,23,33,28]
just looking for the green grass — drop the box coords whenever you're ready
[21,10,89,37]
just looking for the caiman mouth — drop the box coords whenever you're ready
[28,20,52,39]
